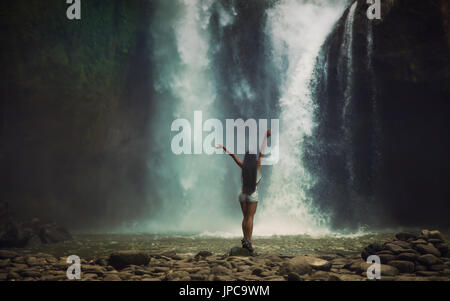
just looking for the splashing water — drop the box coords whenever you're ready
[256,0,347,236]
[339,1,358,202]
[142,0,357,237]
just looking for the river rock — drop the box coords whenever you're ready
[287,272,304,281]
[428,230,444,241]
[434,243,449,257]
[416,271,439,277]
[417,254,442,266]
[361,242,384,260]
[377,253,397,264]
[380,264,399,276]
[108,250,150,270]
[387,260,415,273]
[229,247,252,257]
[390,240,412,249]
[279,256,312,275]
[415,243,441,257]
[411,239,427,245]
[166,270,190,281]
[103,274,121,281]
[211,265,232,276]
[0,250,18,259]
[1,206,72,247]
[415,264,427,272]
[429,264,445,272]
[303,256,332,271]
[421,230,430,239]
[195,251,212,258]
[38,223,72,243]
[251,267,264,276]
[384,243,406,254]
[397,252,417,262]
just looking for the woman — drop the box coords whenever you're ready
[216,129,271,253]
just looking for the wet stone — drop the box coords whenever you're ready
[108,250,150,270]
[0,250,18,259]
[415,243,441,257]
[386,260,415,273]
[287,272,303,281]
[397,253,417,262]
[417,254,442,266]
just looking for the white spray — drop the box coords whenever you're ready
[256,0,347,235]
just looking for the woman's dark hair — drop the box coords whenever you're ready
[242,152,257,194]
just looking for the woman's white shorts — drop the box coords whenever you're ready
[238,190,258,203]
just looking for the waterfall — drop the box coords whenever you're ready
[367,21,382,202]
[144,0,349,236]
[256,0,347,235]
[145,0,236,234]
[339,1,358,202]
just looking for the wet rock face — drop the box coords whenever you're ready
[0,200,72,248]
[307,0,450,229]
[361,230,450,277]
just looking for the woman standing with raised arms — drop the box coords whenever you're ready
[216,129,271,253]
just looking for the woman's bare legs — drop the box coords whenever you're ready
[245,202,258,241]
[240,201,248,240]
[240,201,258,241]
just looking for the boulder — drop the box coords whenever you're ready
[0,250,19,259]
[0,221,24,248]
[1,209,72,247]
[429,230,445,241]
[429,264,445,272]
[417,254,442,266]
[415,264,427,272]
[345,260,372,274]
[384,243,406,254]
[387,260,415,273]
[411,239,427,245]
[361,242,384,260]
[251,267,264,276]
[414,243,441,257]
[279,256,312,276]
[397,252,417,262]
[390,240,412,249]
[211,265,232,276]
[108,250,151,270]
[39,223,72,243]
[303,256,332,271]
[195,251,213,258]
[286,272,303,281]
[377,253,397,264]
[229,247,252,257]
[380,264,399,276]
[421,230,430,239]
[435,242,449,257]
[103,274,121,281]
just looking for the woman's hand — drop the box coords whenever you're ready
[215,144,224,149]
[266,129,272,137]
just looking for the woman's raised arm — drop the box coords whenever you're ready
[216,144,243,168]
[257,130,271,171]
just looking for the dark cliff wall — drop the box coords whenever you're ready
[0,0,153,230]
[308,0,450,230]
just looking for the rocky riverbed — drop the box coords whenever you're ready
[0,230,449,281]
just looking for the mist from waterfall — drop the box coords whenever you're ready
[138,0,349,236]
[256,0,347,235]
